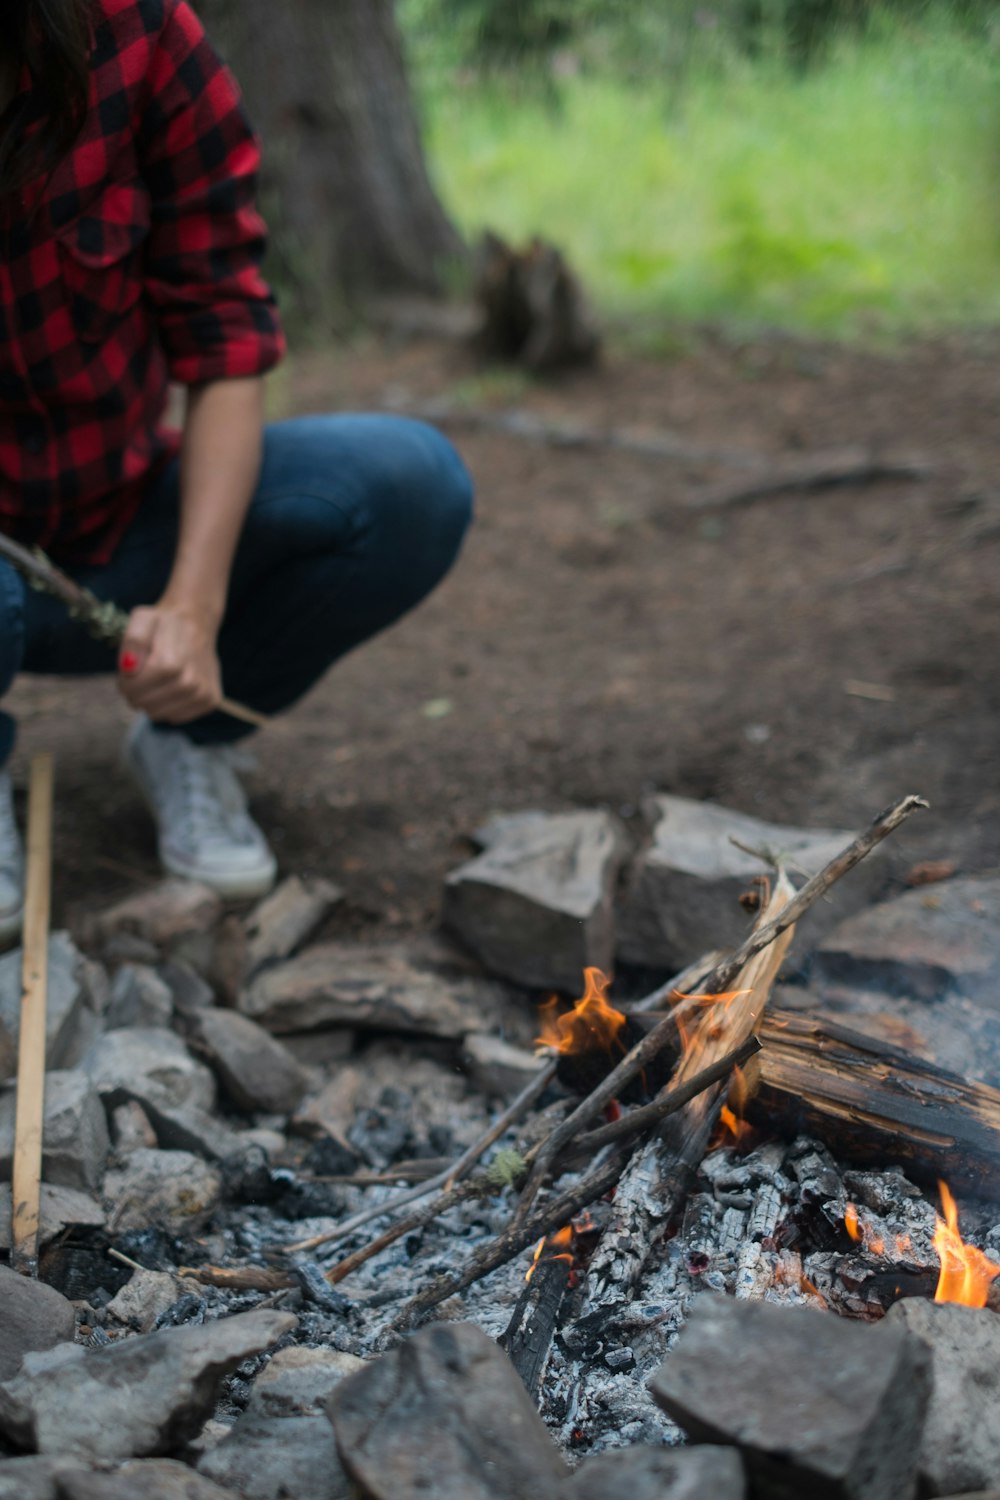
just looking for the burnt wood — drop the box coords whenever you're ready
[499,1247,573,1399]
[750,1009,1000,1201]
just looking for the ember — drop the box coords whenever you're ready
[933,1180,1000,1308]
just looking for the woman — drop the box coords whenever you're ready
[0,0,473,934]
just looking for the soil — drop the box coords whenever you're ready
[11,326,1000,948]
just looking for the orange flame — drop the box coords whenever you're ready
[671,988,752,1059]
[843,1203,886,1256]
[536,968,627,1057]
[525,1224,575,1282]
[933,1181,1000,1308]
[844,1203,861,1241]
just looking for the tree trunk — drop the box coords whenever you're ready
[198,0,466,319]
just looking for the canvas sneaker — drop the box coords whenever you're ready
[0,772,23,943]
[125,716,277,899]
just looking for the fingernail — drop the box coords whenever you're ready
[120,651,139,674]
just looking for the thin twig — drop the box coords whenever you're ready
[284,1059,557,1255]
[565,1035,761,1161]
[325,1178,486,1287]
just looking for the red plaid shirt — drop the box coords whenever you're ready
[0,0,285,565]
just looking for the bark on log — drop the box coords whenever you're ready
[750,1010,1000,1202]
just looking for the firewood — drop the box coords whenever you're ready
[749,1009,1000,1201]
[499,1237,575,1399]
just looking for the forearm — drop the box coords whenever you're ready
[159,376,265,630]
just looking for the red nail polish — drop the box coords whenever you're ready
[120,651,139,674]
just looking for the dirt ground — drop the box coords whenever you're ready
[11,327,1000,945]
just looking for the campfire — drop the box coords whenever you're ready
[2,792,1000,1499]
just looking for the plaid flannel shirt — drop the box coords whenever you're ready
[0,0,285,565]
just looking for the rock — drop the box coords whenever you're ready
[83,1027,215,1115]
[106,1270,187,1334]
[650,1295,930,1500]
[0,1266,76,1382]
[105,966,174,1031]
[617,796,883,970]
[83,881,222,953]
[0,1072,109,1193]
[461,1033,547,1098]
[241,944,502,1039]
[816,877,1000,1003]
[280,1029,356,1069]
[327,1322,570,1500]
[157,961,215,1017]
[443,810,628,991]
[0,1457,78,1500]
[0,1308,296,1461]
[197,1346,362,1500]
[291,1067,363,1140]
[243,876,343,978]
[0,934,100,1080]
[237,1127,286,1159]
[110,1102,158,1154]
[81,1027,230,1157]
[560,1445,746,1499]
[55,1461,239,1499]
[185,1009,308,1116]
[0,1184,105,1252]
[102,1150,222,1235]
[885,1298,1000,1497]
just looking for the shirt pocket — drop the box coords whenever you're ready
[56,181,150,345]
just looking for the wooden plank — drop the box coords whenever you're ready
[11,753,54,1274]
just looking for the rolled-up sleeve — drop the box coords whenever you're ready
[138,0,285,384]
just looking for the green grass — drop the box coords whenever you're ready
[410,11,1000,337]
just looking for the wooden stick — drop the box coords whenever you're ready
[284,1059,557,1255]
[685,447,929,512]
[0,533,268,731]
[325,1178,486,1286]
[11,753,54,1275]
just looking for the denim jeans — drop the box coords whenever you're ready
[0,415,473,764]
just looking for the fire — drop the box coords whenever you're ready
[536,967,626,1057]
[843,1203,886,1256]
[933,1181,1000,1308]
[844,1202,861,1241]
[525,1224,575,1283]
[713,1066,753,1147]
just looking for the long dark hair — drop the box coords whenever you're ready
[0,0,92,198]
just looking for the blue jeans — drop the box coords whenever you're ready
[0,415,473,763]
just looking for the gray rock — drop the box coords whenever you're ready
[102,1150,221,1235]
[280,1029,356,1069]
[327,1322,570,1500]
[0,1308,295,1461]
[157,961,215,1017]
[244,876,343,978]
[0,934,100,1081]
[82,1028,216,1116]
[885,1298,1000,1497]
[241,944,502,1039]
[618,796,883,970]
[186,1009,308,1116]
[83,881,222,952]
[0,1184,105,1251]
[560,1445,746,1499]
[0,1267,76,1382]
[816,877,1000,1002]
[461,1033,547,1098]
[0,1072,109,1193]
[197,1346,362,1500]
[105,966,174,1031]
[106,1270,187,1334]
[0,1457,78,1500]
[55,1462,239,1499]
[109,1102,158,1154]
[650,1295,930,1500]
[443,810,628,991]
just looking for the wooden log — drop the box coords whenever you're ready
[11,753,54,1275]
[499,1239,574,1399]
[749,1009,1000,1202]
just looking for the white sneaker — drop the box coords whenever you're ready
[0,772,23,943]
[125,717,277,899]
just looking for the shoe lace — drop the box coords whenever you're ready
[173,743,247,847]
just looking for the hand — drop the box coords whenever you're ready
[117,603,223,724]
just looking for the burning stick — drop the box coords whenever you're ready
[11,754,54,1275]
[0,532,268,731]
